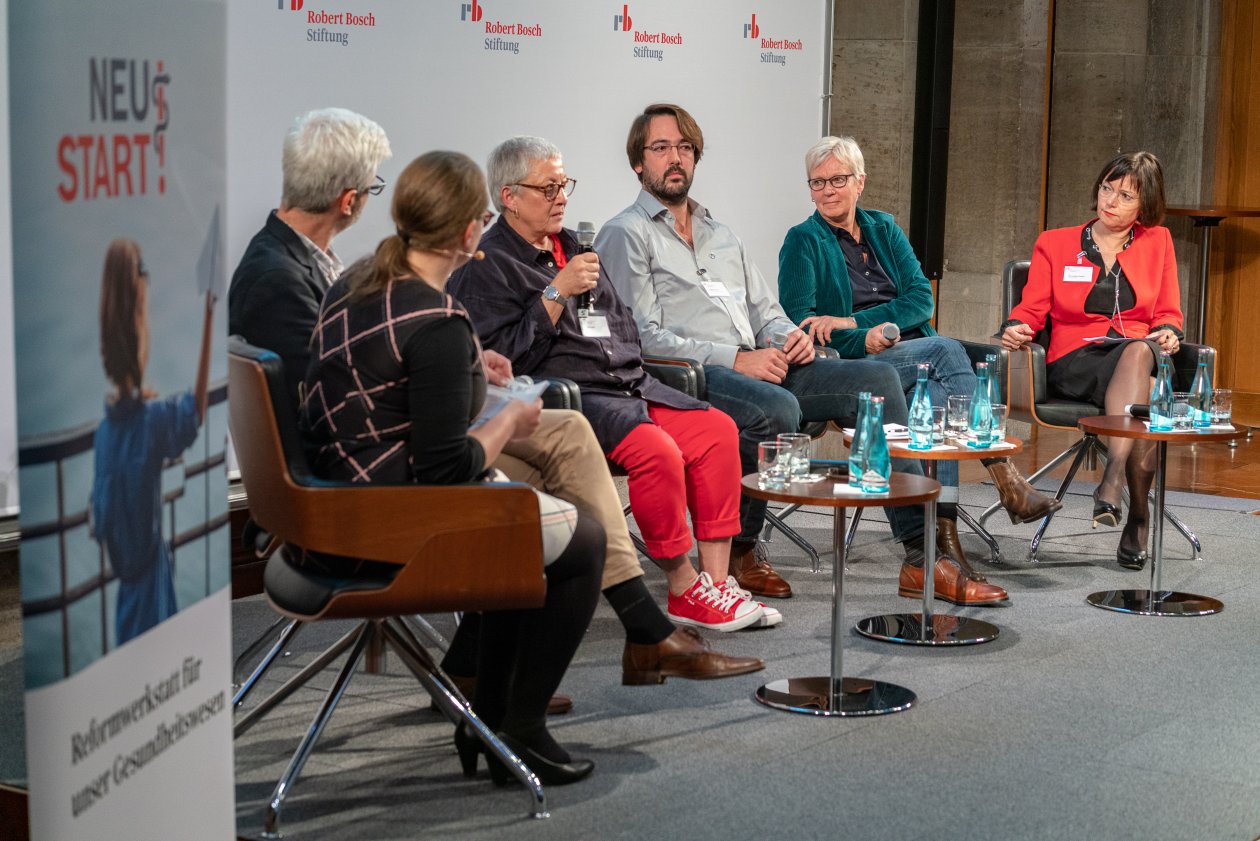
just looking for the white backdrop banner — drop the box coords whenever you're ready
[12,0,234,838]
[227,0,828,288]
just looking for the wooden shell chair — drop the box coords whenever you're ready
[228,336,551,836]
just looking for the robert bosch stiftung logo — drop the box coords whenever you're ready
[744,12,802,67]
[613,4,682,63]
[459,1,543,55]
[279,0,378,47]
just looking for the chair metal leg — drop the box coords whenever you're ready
[402,613,450,654]
[1156,496,1204,560]
[379,620,548,820]
[761,508,820,572]
[760,503,803,542]
[234,615,292,685]
[234,624,363,738]
[1028,436,1093,562]
[957,505,1002,563]
[261,621,374,840]
[233,619,304,711]
[978,435,1087,527]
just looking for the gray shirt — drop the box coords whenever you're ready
[595,190,798,368]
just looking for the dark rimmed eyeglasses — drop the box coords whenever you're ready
[644,142,696,157]
[513,178,576,202]
[807,173,856,191]
[361,174,386,196]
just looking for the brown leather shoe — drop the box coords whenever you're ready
[439,675,574,716]
[729,542,792,598]
[897,556,1009,606]
[622,626,765,685]
[936,517,988,582]
[984,458,1063,524]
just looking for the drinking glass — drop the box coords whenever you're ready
[1172,393,1193,431]
[946,395,971,442]
[1211,388,1233,425]
[989,403,1008,444]
[931,406,946,445]
[757,441,790,490]
[776,432,820,482]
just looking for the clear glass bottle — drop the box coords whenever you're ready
[967,360,993,448]
[861,396,891,493]
[848,391,872,488]
[985,352,1002,406]
[1149,350,1175,431]
[908,363,934,450]
[1189,349,1212,428]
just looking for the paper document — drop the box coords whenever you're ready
[841,423,910,440]
[471,379,549,429]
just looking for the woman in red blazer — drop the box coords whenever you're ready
[1000,151,1183,571]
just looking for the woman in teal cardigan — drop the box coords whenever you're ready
[778,136,1059,578]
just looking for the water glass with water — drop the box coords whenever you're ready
[989,403,1008,444]
[1171,393,1193,431]
[757,441,790,490]
[931,406,946,445]
[776,432,818,482]
[1211,388,1232,425]
[946,395,970,442]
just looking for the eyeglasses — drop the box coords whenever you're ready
[643,142,696,157]
[513,178,576,201]
[358,174,385,196]
[1098,182,1138,206]
[807,173,856,191]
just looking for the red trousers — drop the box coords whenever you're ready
[607,405,742,559]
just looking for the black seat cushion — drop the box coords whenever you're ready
[1035,400,1101,428]
[264,546,399,618]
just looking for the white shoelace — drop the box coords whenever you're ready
[692,572,742,611]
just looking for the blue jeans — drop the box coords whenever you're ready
[704,357,925,546]
[872,336,978,491]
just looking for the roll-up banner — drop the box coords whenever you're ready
[227,1,827,289]
[12,1,234,838]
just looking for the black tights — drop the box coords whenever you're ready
[473,513,604,762]
[1098,342,1157,508]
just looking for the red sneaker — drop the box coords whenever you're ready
[668,572,764,632]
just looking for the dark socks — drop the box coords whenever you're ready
[604,577,675,645]
[938,502,958,521]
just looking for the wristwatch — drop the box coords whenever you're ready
[543,284,568,305]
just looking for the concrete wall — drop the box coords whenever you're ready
[830,0,1219,342]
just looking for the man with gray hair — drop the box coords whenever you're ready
[229,107,391,403]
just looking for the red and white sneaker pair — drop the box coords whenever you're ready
[668,572,764,632]
[719,577,783,628]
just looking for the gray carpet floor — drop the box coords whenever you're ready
[231,484,1260,841]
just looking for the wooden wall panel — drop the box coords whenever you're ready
[1212,1,1260,424]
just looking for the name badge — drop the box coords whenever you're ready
[1063,265,1094,283]
[579,313,611,338]
[702,280,730,298]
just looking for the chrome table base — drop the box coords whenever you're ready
[754,677,915,717]
[1086,589,1223,616]
[856,613,1000,645]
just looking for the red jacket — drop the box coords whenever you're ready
[1009,221,1183,364]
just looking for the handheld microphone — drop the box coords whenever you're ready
[1125,403,1150,419]
[881,323,900,341]
[576,221,596,310]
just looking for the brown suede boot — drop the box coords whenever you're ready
[936,517,987,582]
[984,458,1063,524]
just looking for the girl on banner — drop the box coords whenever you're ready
[91,239,214,645]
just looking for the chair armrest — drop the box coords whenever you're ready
[1171,343,1214,391]
[643,355,706,399]
[542,377,582,411]
[1005,344,1040,424]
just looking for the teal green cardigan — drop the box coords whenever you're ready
[778,207,936,358]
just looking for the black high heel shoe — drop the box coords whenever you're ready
[1116,545,1148,570]
[486,731,594,787]
[1091,489,1121,528]
[453,721,483,778]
